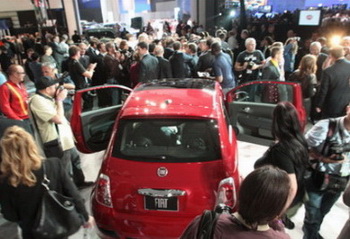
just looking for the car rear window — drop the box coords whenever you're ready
[112,119,221,163]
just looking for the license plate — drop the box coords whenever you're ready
[144,196,178,211]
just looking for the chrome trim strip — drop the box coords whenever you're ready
[138,188,186,197]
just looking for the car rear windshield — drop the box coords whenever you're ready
[112,119,221,163]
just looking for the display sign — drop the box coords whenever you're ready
[298,10,322,26]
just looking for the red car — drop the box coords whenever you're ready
[71,79,306,239]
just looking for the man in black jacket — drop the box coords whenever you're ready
[169,41,193,78]
[137,42,159,83]
[316,46,350,119]
[154,45,172,79]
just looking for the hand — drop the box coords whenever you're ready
[88,63,97,71]
[83,215,95,228]
[320,154,344,164]
[316,107,322,113]
[251,63,260,70]
[242,62,248,70]
[56,88,68,101]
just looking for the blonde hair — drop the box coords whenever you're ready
[298,54,317,77]
[0,126,43,187]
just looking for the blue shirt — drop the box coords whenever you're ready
[0,72,6,86]
[213,52,235,89]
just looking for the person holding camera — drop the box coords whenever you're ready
[234,38,265,84]
[302,104,350,239]
[29,76,93,189]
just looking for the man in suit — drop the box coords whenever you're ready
[154,45,172,79]
[316,46,350,118]
[169,41,193,78]
[85,38,100,63]
[310,41,328,84]
[196,38,215,76]
[261,46,282,81]
[137,42,159,83]
[163,37,175,60]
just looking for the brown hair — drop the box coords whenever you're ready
[238,166,290,228]
[0,126,43,187]
[298,54,317,77]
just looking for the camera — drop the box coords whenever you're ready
[324,140,350,161]
[247,60,255,70]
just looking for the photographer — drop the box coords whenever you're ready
[41,62,75,120]
[29,76,93,189]
[303,104,350,239]
[234,38,265,84]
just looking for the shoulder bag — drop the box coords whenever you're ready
[32,163,83,239]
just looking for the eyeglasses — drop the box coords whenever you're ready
[16,72,26,75]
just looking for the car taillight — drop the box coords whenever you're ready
[215,177,237,209]
[95,174,113,208]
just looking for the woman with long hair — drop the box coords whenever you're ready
[284,37,299,79]
[255,102,309,229]
[0,126,94,239]
[181,166,292,238]
[288,54,317,117]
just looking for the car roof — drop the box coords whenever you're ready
[121,79,222,119]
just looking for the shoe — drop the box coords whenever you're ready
[77,181,94,189]
[282,215,295,230]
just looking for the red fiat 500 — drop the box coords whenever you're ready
[71,79,306,239]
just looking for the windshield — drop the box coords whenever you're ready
[112,119,221,163]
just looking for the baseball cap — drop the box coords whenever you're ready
[35,76,60,90]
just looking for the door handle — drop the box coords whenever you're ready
[242,107,251,112]
[138,188,186,197]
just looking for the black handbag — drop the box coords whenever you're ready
[42,138,64,158]
[32,164,83,239]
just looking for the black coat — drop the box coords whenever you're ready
[316,59,350,118]
[139,54,159,83]
[196,51,215,75]
[156,56,172,79]
[0,158,88,236]
[169,51,192,78]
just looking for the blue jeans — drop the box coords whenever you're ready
[302,187,341,239]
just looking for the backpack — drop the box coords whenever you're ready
[196,204,231,239]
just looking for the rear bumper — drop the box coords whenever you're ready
[92,199,195,239]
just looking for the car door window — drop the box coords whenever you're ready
[226,81,300,140]
[71,86,132,153]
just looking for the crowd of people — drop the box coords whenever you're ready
[0,12,350,238]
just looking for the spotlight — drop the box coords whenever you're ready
[229,10,236,17]
[330,35,341,46]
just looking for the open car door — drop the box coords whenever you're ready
[225,80,306,141]
[71,85,132,153]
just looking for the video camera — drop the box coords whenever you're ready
[324,140,350,161]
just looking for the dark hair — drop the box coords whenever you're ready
[69,45,80,57]
[206,37,214,48]
[272,102,309,166]
[187,43,197,54]
[148,43,156,53]
[211,41,221,55]
[173,41,181,51]
[31,52,40,61]
[89,38,99,47]
[97,42,105,51]
[238,165,290,227]
[137,41,148,50]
